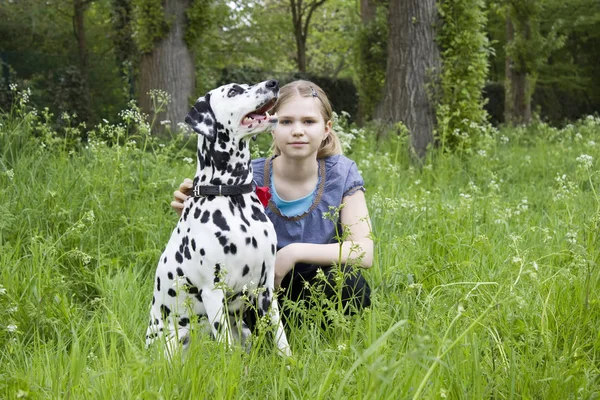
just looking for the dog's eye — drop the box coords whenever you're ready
[227,85,245,98]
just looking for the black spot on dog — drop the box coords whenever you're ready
[214,264,221,283]
[191,239,196,252]
[212,210,230,231]
[242,265,250,276]
[261,291,271,313]
[163,257,167,264]
[252,237,257,248]
[167,272,173,280]
[195,290,203,303]
[175,251,183,264]
[152,296,155,305]
[261,288,271,314]
[187,285,199,295]
[160,304,171,317]
[213,321,221,332]
[241,224,247,232]
[218,236,228,247]
[184,246,192,260]
[176,267,184,277]
[271,244,276,255]
[264,229,268,236]
[194,208,202,219]
[245,237,251,245]
[156,277,161,291]
[168,288,177,297]
[201,210,210,223]
[179,317,190,327]
[251,206,267,222]
[200,248,205,256]
[229,243,237,254]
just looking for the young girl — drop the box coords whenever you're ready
[172,80,373,317]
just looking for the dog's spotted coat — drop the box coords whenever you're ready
[146,80,290,357]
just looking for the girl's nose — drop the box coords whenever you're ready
[292,123,304,135]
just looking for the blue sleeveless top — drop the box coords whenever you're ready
[252,154,365,250]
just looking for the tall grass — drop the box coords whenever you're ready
[1,90,598,399]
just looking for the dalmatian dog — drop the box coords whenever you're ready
[146,80,291,358]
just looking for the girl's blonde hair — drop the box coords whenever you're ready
[271,80,342,159]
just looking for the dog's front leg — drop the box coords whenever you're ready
[270,297,292,357]
[202,288,232,347]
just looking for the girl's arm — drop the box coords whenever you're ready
[274,190,373,286]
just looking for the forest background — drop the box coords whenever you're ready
[1,0,599,154]
[1,0,600,398]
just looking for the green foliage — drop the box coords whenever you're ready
[504,0,564,77]
[436,0,491,152]
[131,0,170,54]
[1,101,600,398]
[353,3,388,121]
[306,0,360,79]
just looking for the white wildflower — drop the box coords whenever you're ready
[337,343,347,351]
[587,140,596,147]
[183,157,194,164]
[566,231,578,245]
[477,149,487,157]
[0,285,6,295]
[500,135,509,144]
[7,324,18,333]
[160,120,171,126]
[574,132,583,142]
[576,154,593,169]
[512,256,523,264]
[5,169,14,180]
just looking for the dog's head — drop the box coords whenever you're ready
[185,80,279,142]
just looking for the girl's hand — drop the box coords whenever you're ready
[171,178,193,217]
[274,243,300,288]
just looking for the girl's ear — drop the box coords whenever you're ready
[323,119,333,140]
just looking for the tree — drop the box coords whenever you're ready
[73,0,94,121]
[436,0,490,151]
[133,0,196,134]
[503,0,563,125]
[354,0,387,123]
[375,0,441,159]
[289,0,328,73]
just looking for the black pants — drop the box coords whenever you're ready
[279,263,371,323]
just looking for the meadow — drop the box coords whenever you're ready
[0,89,599,399]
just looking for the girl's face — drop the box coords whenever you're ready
[272,95,331,160]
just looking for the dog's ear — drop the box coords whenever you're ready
[185,93,216,141]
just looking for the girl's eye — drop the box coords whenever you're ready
[280,120,291,125]
[304,120,315,124]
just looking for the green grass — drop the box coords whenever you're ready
[0,99,599,399]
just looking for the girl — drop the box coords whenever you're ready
[172,80,373,317]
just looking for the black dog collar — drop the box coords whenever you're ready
[192,183,254,197]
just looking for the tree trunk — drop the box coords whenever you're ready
[355,0,379,124]
[504,16,532,125]
[73,0,92,121]
[289,0,326,73]
[139,0,194,135]
[360,0,377,23]
[375,0,440,159]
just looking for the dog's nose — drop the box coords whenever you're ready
[265,80,279,89]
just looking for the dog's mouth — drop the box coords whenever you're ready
[241,98,277,127]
